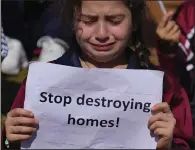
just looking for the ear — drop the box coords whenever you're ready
[37,36,53,48]
[53,38,69,49]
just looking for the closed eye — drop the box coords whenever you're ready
[79,14,98,25]
[109,20,123,25]
[82,20,96,25]
[106,15,125,25]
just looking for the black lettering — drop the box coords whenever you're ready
[77,118,85,125]
[100,120,107,127]
[86,98,93,106]
[143,103,151,113]
[101,97,107,107]
[67,114,75,125]
[86,119,99,127]
[108,120,115,127]
[116,117,119,127]
[40,92,47,102]
[107,99,113,107]
[54,96,62,104]
[123,101,130,111]
[113,100,121,108]
[77,94,85,105]
[63,96,72,107]
[48,93,54,103]
[135,102,143,109]
[94,98,100,107]
[130,98,134,109]
[68,116,120,128]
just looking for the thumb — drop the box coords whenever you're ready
[157,137,172,149]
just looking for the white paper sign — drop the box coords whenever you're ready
[21,62,164,149]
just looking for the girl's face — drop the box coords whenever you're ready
[74,1,132,62]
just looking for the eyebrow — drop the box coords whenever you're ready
[106,14,125,19]
[80,14,97,18]
[106,14,125,17]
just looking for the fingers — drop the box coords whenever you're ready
[158,11,174,29]
[148,113,175,149]
[168,23,179,35]
[167,24,181,42]
[8,126,37,134]
[157,11,180,43]
[5,109,39,142]
[154,128,169,137]
[149,121,168,131]
[157,137,172,149]
[6,134,32,142]
[152,102,172,114]
[148,112,170,127]
[7,108,34,118]
[12,117,39,126]
[171,30,181,42]
[148,102,176,149]
[164,21,176,33]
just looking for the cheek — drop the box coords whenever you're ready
[75,23,94,41]
[111,23,132,40]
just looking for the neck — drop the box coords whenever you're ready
[80,52,128,69]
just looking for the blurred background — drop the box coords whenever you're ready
[1,0,73,116]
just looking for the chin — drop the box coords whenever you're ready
[94,57,112,63]
[89,52,117,63]
[83,45,120,62]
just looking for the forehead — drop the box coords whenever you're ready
[81,1,130,15]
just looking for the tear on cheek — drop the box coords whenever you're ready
[76,31,93,42]
[75,27,84,39]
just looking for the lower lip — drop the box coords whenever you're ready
[90,43,115,51]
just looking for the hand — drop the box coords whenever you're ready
[156,11,181,43]
[148,102,176,149]
[5,108,39,142]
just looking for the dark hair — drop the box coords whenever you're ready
[54,0,151,69]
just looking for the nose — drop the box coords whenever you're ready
[95,23,109,43]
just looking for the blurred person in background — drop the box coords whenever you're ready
[156,0,195,144]
[1,0,53,60]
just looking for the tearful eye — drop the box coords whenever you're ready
[109,20,122,25]
[82,20,96,25]
[106,15,125,26]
